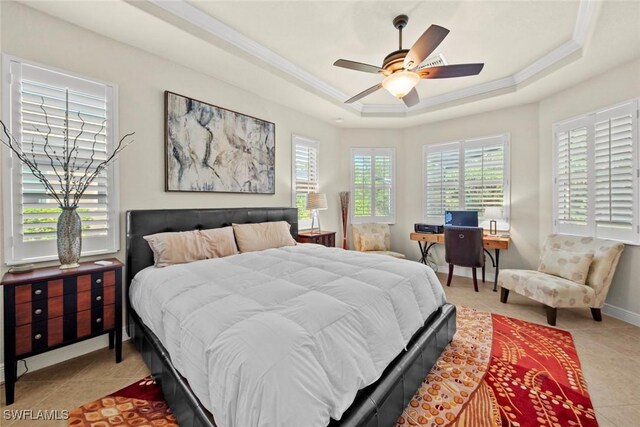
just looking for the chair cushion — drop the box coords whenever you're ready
[364,250,406,259]
[498,269,596,308]
[538,248,594,285]
[351,223,391,251]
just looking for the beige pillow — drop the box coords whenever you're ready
[538,248,594,285]
[199,227,239,258]
[144,227,238,267]
[232,221,296,253]
[360,232,386,251]
[144,230,205,268]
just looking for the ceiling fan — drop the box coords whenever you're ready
[334,15,484,107]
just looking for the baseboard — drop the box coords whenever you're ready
[602,303,640,327]
[0,327,129,384]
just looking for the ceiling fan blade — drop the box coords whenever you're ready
[419,63,484,79]
[345,83,383,103]
[404,25,450,70]
[402,88,420,107]
[334,59,385,74]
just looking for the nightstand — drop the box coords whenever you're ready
[1,258,123,405]
[297,231,336,247]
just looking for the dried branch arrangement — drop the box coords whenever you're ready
[0,90,134,208]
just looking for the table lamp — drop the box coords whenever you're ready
[484,206,502,235]
[306,192,328,234]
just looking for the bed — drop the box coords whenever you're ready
[126,207,456,427]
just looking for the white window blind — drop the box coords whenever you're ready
[351,148,396,223]
[292,135,319,229]
[554,100,639,244]
[424,134,510,229]
[2,56,119,264]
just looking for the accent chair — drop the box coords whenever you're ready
[351,223,406,259]
[498,234,624,326]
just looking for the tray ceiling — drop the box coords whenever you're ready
[16,0,640,127]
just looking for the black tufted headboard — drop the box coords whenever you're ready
[125,207,298,287]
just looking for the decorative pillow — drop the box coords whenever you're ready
[144,230,206,268]
[199,227,239,258]
[143,227,239,267]
[538,248,594,285]
[360,232,387,252]
[232,221,296,253]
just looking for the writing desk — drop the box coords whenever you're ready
[410,232,511,291]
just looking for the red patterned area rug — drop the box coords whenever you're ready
[397,307,598,427]
[69,307,597,427]
[68,377,177,427]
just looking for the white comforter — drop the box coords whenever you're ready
[130,244,446,427]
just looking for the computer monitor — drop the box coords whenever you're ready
[444,210,479,227]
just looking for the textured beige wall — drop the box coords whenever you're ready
[0,2,342,372]
[538,58,640,317]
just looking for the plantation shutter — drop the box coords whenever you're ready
[424,144,460,219]
[594,103,638,241]
[553,100,639,244]
[351,148,395,223]
[423,135,509,228]
[554,117,591,236]
[463,137,506,215]
[4,58,119,263]
[292,135,319,228]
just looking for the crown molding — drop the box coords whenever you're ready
[148,0,596,118]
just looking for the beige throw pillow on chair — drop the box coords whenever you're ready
[360,232,387,251]
[538,248,594,285]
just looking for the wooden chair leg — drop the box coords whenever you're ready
[482,265,485,283]
[590,308,602,322]
[471,268,479,292]
[446,264,454,287]
[500,288,509,304]
[545,305,557,326]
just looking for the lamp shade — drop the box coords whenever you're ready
[484,206,503,219]
[306,193,328,210]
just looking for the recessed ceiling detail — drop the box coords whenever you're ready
[149,0,596,118]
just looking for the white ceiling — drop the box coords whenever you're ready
[17,0,640,128]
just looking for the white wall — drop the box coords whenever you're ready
[0,1,342,374]
[538,58,640,322]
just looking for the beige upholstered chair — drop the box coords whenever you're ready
[498,234,624,326]
[351,224,406,259]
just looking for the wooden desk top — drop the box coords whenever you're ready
[410,232,511,250]
[1,258,123,286]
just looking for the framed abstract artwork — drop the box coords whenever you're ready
[164,91,276,193]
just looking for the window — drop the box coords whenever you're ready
[553,100,639,244]
[292,135,319,229]
[2,55,119,264]
[424,134,510,229]
[350,148,396,223]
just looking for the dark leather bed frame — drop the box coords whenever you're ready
[125,207,456,427]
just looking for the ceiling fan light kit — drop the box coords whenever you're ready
[382,70,420,98]
[334,14,484,108]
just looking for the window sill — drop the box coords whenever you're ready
[4,248,119,267]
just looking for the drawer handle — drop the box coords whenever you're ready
[34,308,43,315]
[34,333,42,340]
[95,279,102,284]
[96,295,102,301]
[96,318,102,324]
[34,289,43,296]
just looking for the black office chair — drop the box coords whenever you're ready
[444,226,485,292]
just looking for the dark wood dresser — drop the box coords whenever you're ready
[2,258,123,404]
[297,230,336,247]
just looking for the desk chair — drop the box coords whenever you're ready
[444,226,485,292]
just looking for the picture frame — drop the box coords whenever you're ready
[164,91,276,194]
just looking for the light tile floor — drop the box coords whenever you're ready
[1,273,638,426]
